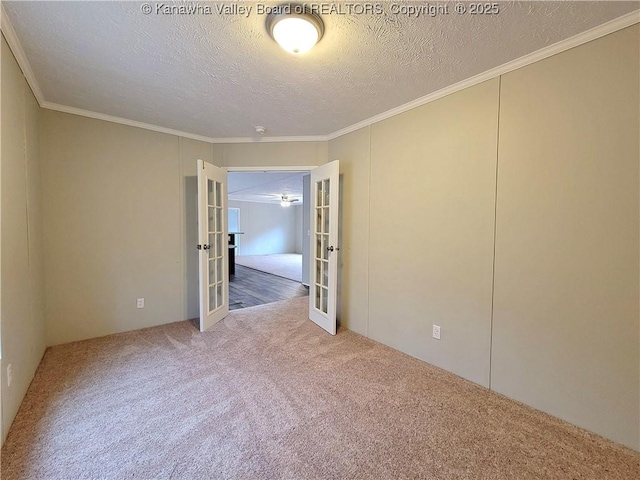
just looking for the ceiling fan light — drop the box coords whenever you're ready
[267,7,324,55]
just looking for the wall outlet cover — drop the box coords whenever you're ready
[136,298,145,309]
[433,325,441,340]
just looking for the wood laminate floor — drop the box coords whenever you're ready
[229,264,308,310]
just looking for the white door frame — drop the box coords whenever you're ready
[227,166,315,172]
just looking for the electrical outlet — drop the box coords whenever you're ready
[432,325,441,340]
[136,298,145,309]
[7,364,12,387]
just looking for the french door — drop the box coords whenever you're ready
[309,160,340,335]
[197,159,229,332]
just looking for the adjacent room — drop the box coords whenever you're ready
[227,171,310,309]
[1,2,639,478]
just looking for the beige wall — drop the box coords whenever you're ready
[328,127,371,336]
[369,78,499,387]
[40,111,184,345]
[39,114,321,344]
[491,25,639,449]
[221,141,325,169]
[328,26,639,449]
[1,36,46,442]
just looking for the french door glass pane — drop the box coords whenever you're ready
[208,234,215,258]
[315,260,321,284]
[208,259,215,286]
[323,179,330,206]
[215,233,222,257]
[322,235,329,260]
[215,181,222,206]
[216,258,223,283]
[322,261,328,287]
[209,285,216,312]
[208,179,214,203]
[321,287,328,313]
[208,207,215,232]
[216,284,223,308]
[323,207,329,233]
[316,208,322,234]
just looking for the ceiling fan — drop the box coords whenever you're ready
[280,195,299,207]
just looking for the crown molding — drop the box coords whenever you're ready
[2,6,638,144]
[41,101,221,143]
[326,9,640,140]
[206,135,328,144]
[1,3,45,104]
[41,101,328,144]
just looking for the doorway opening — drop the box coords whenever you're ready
[227,169,311,310]
[194,160,340,335]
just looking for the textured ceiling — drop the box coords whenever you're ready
[228,171,307,204]
[3,1,639,139]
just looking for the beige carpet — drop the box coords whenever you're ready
[235,253,302,282]
[2,297,638,479]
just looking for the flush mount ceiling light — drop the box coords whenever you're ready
[266,4,324,55]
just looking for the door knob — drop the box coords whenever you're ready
[327,246,340,252]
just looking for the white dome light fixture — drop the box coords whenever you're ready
[267,5,324,55]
